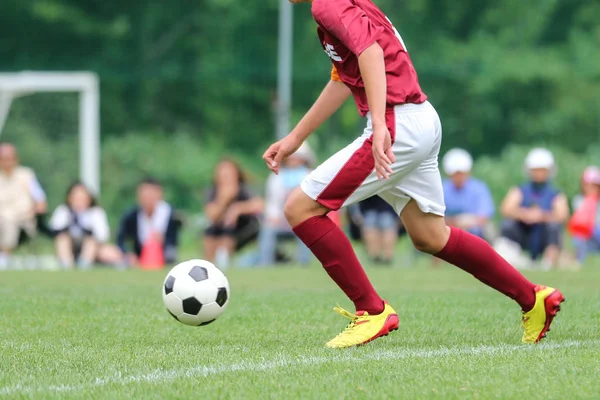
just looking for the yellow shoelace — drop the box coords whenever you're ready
[333,305,367,334]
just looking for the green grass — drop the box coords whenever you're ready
[1,266,600,399]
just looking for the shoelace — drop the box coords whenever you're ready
[332,305,368,335]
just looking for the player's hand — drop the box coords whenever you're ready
[262,135,303,174]
[372,124,395,180]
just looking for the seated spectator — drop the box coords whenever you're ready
[258,143,314,266]
[442,149,494,239]
[570,166,600,263]
[346,203,364,241]
[49,182,122,268]
[204,159,263,267]
[0,143,47,267]
[499,148,569,269]
[117,178,181,266]
[358,195,401,265]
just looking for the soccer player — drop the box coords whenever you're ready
[262,0,564,348]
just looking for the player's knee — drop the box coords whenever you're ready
[410,228,449,254]
[284,188,327,227]
[283,188,306,226]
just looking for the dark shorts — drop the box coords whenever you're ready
[204,215,260,250]
[501,219,562,259]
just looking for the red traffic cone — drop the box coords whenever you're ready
[139,231,165,270]
[568,195,598,239]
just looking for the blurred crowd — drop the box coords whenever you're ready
[1,141,599,270]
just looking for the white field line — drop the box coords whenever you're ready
[1,340,598,396]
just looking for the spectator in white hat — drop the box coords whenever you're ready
[442,149,494,239]
[498,148,568,269]
[258,143,315,266]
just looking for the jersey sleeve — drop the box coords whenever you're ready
[313,0,384,56]
[330,65,342,82]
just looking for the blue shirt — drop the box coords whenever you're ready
[519,182,558,211]
[443,177,495,218]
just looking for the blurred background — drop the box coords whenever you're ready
[0,0,599,270]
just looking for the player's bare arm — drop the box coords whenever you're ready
[262,80,351,174]
[358,43,395,180]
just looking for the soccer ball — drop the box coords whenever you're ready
[162,259,230,326]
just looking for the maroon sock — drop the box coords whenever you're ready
[435,227,536,311]
[293,215,384,314]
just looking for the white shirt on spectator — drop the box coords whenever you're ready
[137,201,171,245]
[50,205,110,243]
[264,167,311,229]
[29,177,47,203]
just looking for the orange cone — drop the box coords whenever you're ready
[568,195,598,239]
[139,231,165,270]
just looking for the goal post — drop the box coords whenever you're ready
[0,72,100,194]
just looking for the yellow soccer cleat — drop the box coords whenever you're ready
[522,285,565,344]
[325,301,399,348]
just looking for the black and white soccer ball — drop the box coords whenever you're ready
[162,259,230,326]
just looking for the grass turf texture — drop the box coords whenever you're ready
[1,266,599,399]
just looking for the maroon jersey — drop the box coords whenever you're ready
[312,0,427,116]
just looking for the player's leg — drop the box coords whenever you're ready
[400,199,538,309]
[289,104,434,313]
[285,187,384,314]
[380,101,563,343]
[289,106,446,348]
[287,188,400,348]
[400,199,564,343]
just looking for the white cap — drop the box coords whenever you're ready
[442,148,473,175]
[290,142,316,167]
[525,148,554,170]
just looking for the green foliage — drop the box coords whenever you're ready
[1,0,600,221]
[1,0,599,158]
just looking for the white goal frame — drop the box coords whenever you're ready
[0,72,100,194]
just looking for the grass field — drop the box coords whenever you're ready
[1,265,600,399]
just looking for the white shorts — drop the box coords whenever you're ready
[301,101,446,216]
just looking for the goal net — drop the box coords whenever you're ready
[0,72,100,203]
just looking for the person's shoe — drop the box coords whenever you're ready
[325,301,399,348]
[522,285,565,344]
